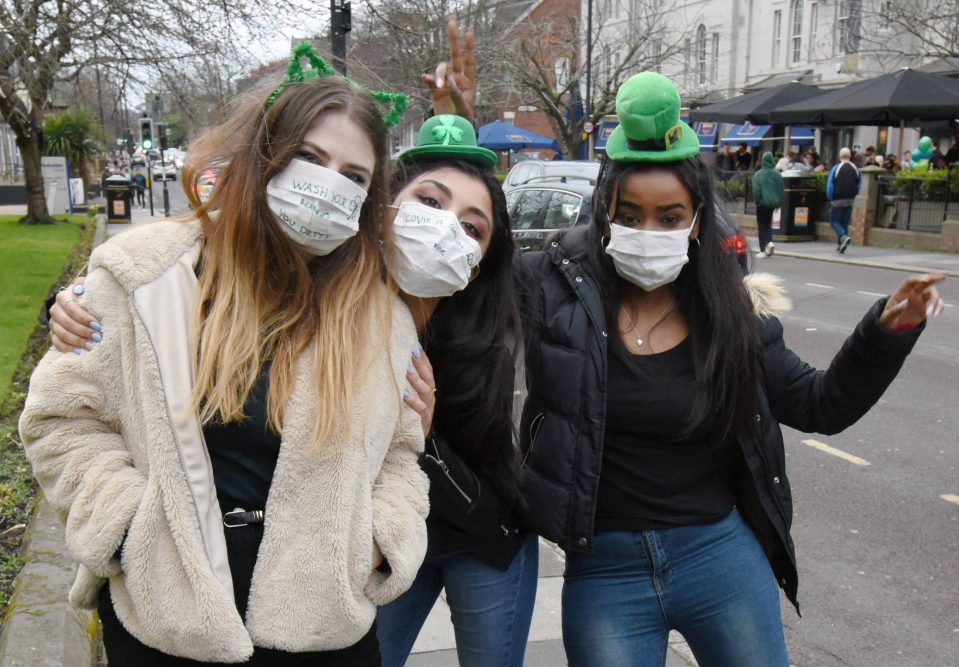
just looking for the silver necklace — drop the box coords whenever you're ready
[621,301,676,348]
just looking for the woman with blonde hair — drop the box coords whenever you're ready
[20,52,427,665]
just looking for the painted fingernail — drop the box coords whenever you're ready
[407,363,415,374]
[72,284,85,295]
[412,343,422,359]
[402,389,411,399]
[84,342,95,351]
[91,333,102,343]
[90,321,102,331]
[73,348,83,355]
[437,76,444,88]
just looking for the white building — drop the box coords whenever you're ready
[588,0,944,163]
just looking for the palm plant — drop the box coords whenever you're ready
[42,109,104,184]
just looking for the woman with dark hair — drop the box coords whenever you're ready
[376,114,538,667]
[517,72,944,666]
[22,52,429,664]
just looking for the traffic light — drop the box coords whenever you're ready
[139,117,154,151]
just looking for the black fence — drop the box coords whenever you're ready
[715,170,756,216]
[876,168,959,234]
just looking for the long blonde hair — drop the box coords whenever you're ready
[181,76,392,447]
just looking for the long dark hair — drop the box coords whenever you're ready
[587,155,759,446]
[391,158,521,503]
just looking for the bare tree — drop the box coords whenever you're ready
[499,0,693,158]
[855,0,959,63]
[0,0,307,224]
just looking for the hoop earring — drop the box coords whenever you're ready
[694,237,701,247]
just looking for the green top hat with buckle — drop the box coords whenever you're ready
[398,115,498,169]
[605,72,701,163]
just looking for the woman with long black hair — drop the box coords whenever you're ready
[516,71,944,666]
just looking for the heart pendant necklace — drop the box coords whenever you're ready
[622,300,676,349]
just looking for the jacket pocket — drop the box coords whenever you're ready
[522,412,546,467]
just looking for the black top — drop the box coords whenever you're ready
[202,362,281,512]
[595,338,734,532]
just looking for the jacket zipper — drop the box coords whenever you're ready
[523,412,546,467]
[423,452,473,504]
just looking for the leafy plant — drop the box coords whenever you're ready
[42,109,104,180]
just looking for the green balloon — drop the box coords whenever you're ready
[912,148,923,162]
[918,136,933,152]
[913,159,929,172]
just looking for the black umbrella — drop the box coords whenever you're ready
[767,68,959,125]
[689,82,823,124]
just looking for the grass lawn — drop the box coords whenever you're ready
[0,212,93,615]
[0,215,86,396]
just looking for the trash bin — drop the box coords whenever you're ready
[105,174,132,223]
[773,174,817,242]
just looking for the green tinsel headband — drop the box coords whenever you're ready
[264,42,409,130]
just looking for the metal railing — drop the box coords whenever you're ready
[875,168,958,234]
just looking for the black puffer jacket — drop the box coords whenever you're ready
[516,226,923,610]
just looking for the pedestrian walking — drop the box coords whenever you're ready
[751,151,784,257]
[132,170,147,208]
[516,71,946,667]
[827,147,861,253]
[21,56,429,664]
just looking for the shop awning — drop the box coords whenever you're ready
[719,123,771,147]
[788,126,815,145]
[694,121,720,151]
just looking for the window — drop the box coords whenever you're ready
[542,192,584,230]
[790,0,804,65]
[652,39,663,73]
[711,33,720,82]
[696,25,707,86]
[554,57,569,93]
[684,39,692,86]
[837,0,861,54]
[772,11,783,67]
[510,190,551,230]
[808,2,818,61]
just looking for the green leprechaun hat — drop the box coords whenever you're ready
[398,114,498,169]
[605,72,701,162]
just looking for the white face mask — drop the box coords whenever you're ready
[390,201,482,298]
[604,213,698,291]
[266,158,368,256]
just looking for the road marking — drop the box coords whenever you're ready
[857,290,886,297]
[802,439,871,466]
[941,494,959,506]
[806,282,834,289]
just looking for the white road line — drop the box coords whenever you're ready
[941,494,959,506]
[857,290,886,297]
[802,439,871,466]
[806,282,834,289]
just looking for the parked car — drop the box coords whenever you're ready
[151,161,177,181]
[506,176,750,273]
[503,159,600,192]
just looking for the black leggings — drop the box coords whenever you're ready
[98,525,381,666]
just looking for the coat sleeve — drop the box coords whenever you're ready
[759,298,923,435]
[364,399,429,606]
[18,268,146,578]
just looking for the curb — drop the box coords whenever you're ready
[771,249,959,278]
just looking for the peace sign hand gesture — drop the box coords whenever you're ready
[879,274,946,332]
[422,17,477,122]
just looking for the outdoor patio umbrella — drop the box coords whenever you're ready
[477,121,562,152]
[689,81,823,124]
[766,69,959,126]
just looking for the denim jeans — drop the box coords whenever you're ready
[829,204,853,243]
[377,524,539,667]
[562,508,789,667]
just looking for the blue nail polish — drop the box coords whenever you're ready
[91,333,102,343]
[402,389,411,399]
[73,348,83,355]
[412,343,422,359]
[84,342,95,351]
[90,321,102,331]
[407,363,415,374]
[72,284,85,295]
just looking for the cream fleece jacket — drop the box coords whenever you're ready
[19,220,429,662]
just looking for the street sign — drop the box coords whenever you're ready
[583,121,594,134]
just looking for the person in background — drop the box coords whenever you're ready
[752,151,784,258]
[774,151,788,172]
[21,55,428,665]
[132,170,147,208]
[882,154,900,174]
[864,145,881,167]
[827,146,861,254]
[735,142,752,172]
[718,144,736,173]
[901,151,913,170]
[516,70,946,667]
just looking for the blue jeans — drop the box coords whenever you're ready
[829,204,852,243]
[562,509,789,667]
[377,525,539,667]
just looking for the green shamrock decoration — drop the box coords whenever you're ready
[431,115,464,146]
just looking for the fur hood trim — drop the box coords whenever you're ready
[89,219,203,292]
[745,272,793,319]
